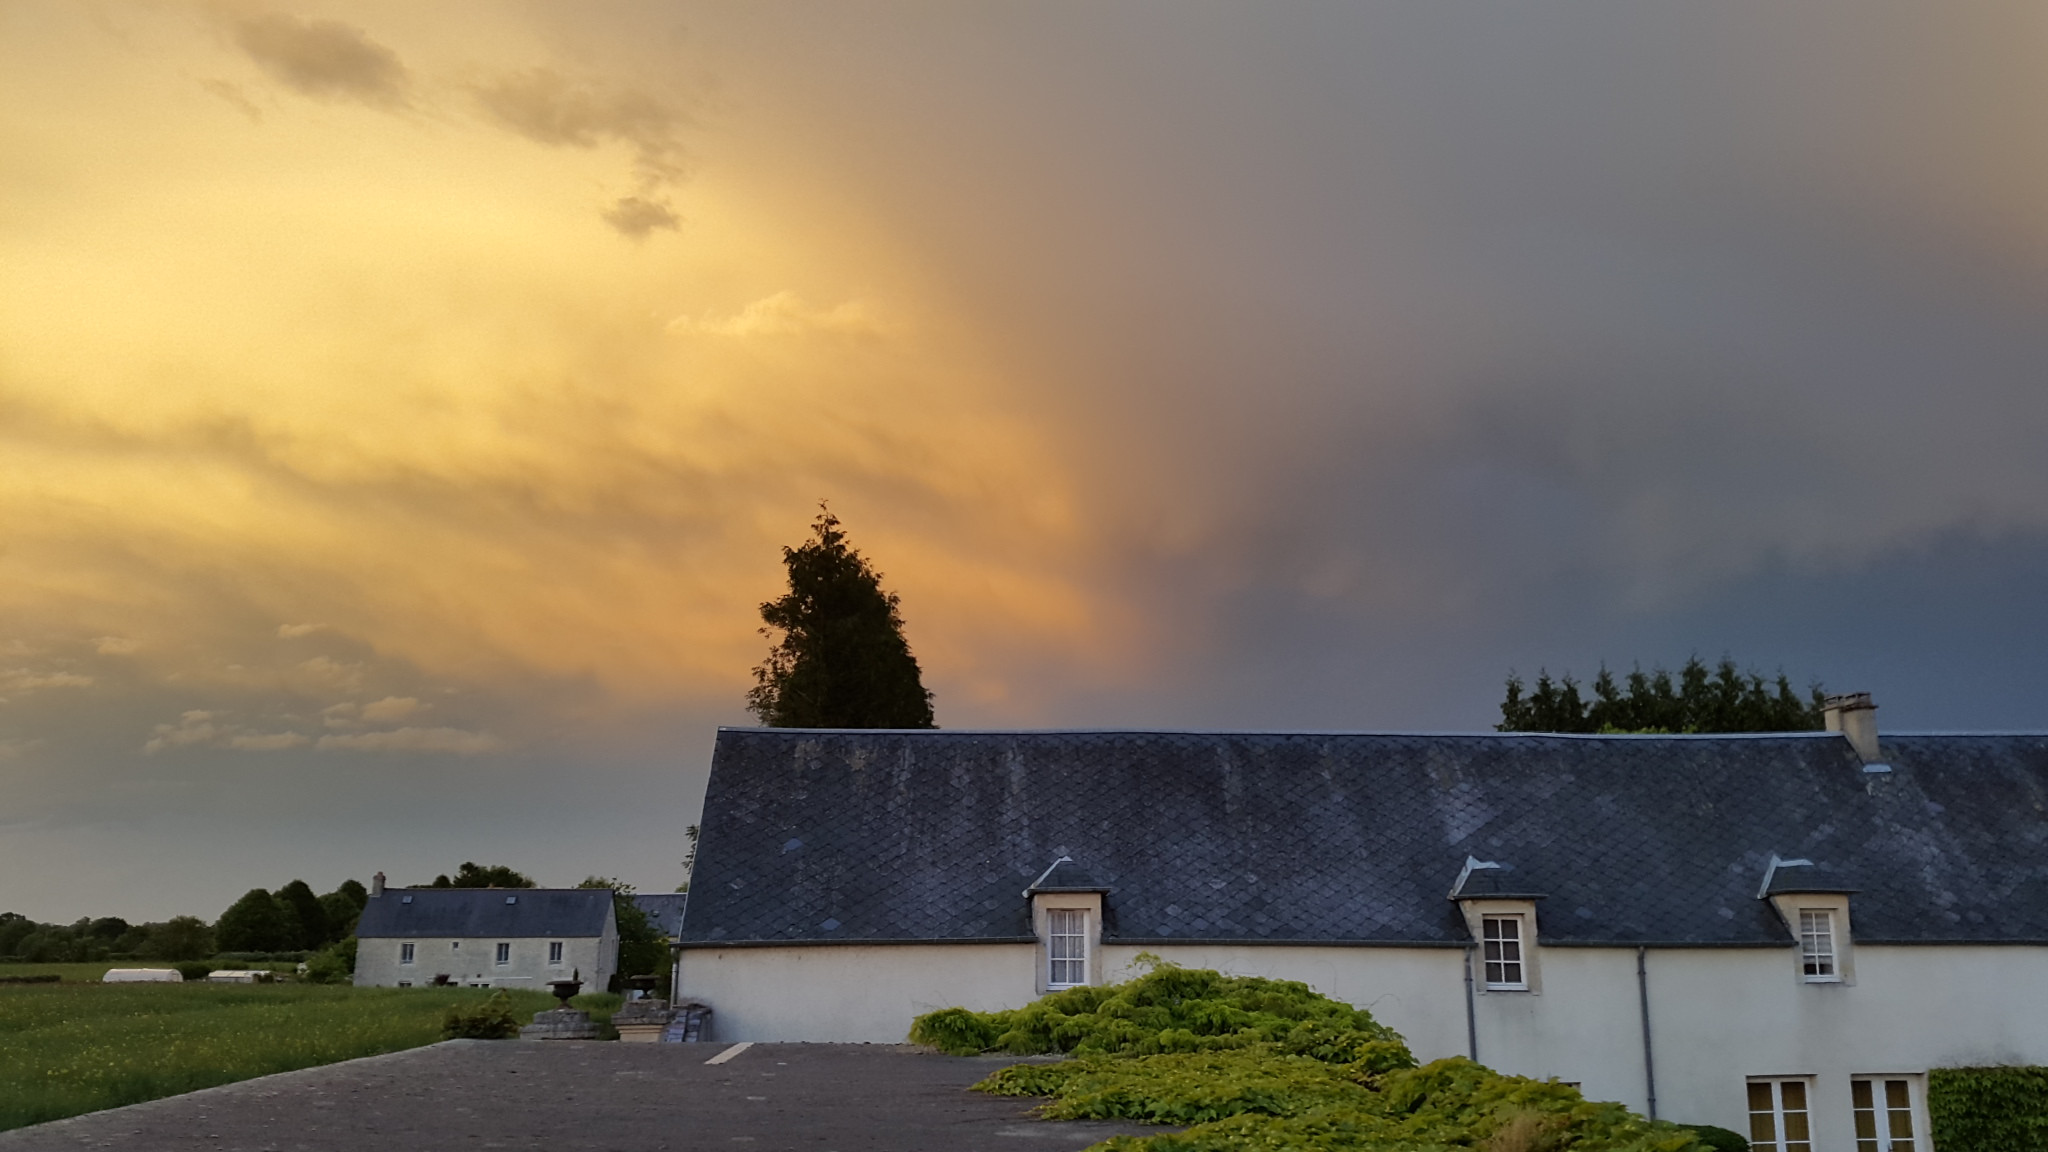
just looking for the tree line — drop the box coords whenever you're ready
[3,861,672,985]
[1498,656,1825,734]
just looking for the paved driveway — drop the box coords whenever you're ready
[0,1042,1164,1152]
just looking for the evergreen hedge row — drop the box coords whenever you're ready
[1929,1066,2048,1152]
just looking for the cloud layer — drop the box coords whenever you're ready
[3,2,2046,920]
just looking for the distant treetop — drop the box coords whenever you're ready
[747,505,936,730]
[428,862,536,889]
[1498,656,1824,734]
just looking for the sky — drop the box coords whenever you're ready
[5,2,2048,923]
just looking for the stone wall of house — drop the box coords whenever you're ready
[354,929,617,994]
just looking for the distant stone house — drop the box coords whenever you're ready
[678,697,2048,1151]
[354,876,617,992]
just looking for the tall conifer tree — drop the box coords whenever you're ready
[748,507,936,729]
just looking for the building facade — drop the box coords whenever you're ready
[678,709,2048,1151]
[354,881,617,992]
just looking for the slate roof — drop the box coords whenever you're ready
[678,729,2048,949]
[356,888,614,939]
[633,893,689,939]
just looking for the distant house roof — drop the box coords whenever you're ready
[633,893,689,938]
[356,888,614,939]
[680,729,2048,949]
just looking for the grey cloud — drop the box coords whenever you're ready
[601,195,680,238]
[232,14,408,107]
[198,78,263,122]
[471,68,691,234]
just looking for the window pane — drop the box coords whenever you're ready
[1885,1080,1910,1110]
[1749,1082,1774,1112]
[1784,1109,1810,1141]
[1782,1081,1806,1111]
[1750,1106,1777,1144]
[1853,1080,1872,1109]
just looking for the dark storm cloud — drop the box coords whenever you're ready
[682,2,2048,728]
[230,12,409,107]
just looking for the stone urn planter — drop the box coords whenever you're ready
[520,972,600,1041]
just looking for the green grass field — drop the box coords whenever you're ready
[0,980,612,1132]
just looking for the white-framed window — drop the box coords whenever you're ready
[1799,910,1839,982]
[1852,1077,1920,1152]
[1482,915,1526,990]
[495,942,511,965]
[548,941,564,966]
[400,941,415,965]
[1749,1078,1813,1152]
[1047,908,1087,988]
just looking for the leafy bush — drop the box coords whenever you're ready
[914,960,1710,1152]
[1677,1124,1747,1152]
[909,961,1409,1064]
[440,990,523,1040]
[1929,1066,2048,1152]
[175,962,214,981]
[302,937,357,985]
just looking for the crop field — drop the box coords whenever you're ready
[0,981,605,1132]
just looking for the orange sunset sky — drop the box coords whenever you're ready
[7,2,2048,920]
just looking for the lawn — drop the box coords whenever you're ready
[0,981,609,1132]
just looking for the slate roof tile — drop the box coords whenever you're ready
[679,729,2048,947]
[357,888,612,939]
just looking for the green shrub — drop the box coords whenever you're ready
[440,990,522,1040]
[909,960,1409,1064]
[174,962,213,981]
[914,961,1710,1152]
[302,938,357,985]
[1677,1123,1747,1152]
[1929,1066,2048,1152]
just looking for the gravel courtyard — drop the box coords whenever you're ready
[0,1041,1163,1152]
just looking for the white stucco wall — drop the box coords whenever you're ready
[676,944,1038,1042]
[680,939,2048,1151]
[354,930,617,993]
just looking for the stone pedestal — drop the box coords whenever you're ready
[612,997,672,1044]
[520,1007,601,1041]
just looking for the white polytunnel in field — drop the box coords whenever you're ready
[101,969,183,983]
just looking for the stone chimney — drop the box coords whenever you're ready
[370,871,386,898]
[1823,693,1881,763]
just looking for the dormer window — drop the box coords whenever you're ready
[1482,915,1527,990]
[1799,909,1838,982]
[1025,856,1110,994]
[1450,857,1543,994]
[1047,908,1088,988]
[1760,856,1857,986]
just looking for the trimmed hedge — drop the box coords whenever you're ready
[1930,1066,2048,1152]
